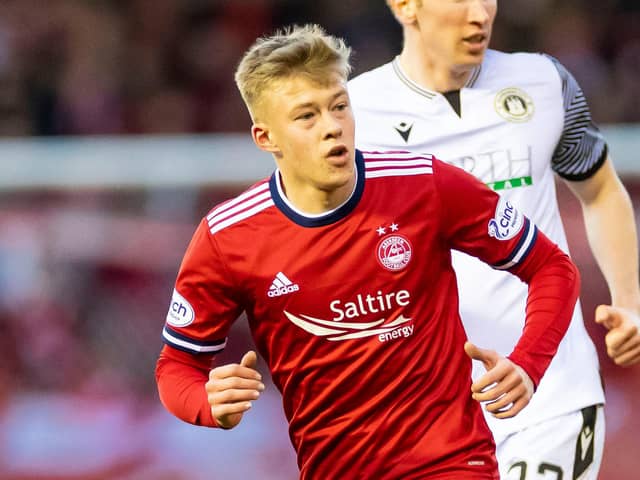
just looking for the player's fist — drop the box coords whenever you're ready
[464,341,534,419]
[206,350,265,429]
[595,304,640,366]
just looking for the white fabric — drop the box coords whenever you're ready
[349,49,605,441]
[498,405,605,480]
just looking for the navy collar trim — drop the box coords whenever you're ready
[269,150,365,227]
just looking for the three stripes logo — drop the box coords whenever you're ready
[268,272,300,297]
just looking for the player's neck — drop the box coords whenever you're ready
[277,171,357,216]
[398,48,473,93]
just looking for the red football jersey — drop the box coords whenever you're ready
[158,150,578,479]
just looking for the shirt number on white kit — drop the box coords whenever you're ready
[508,461,564,480]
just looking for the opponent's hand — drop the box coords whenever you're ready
[595,304,640,366]
[206,350,265,429]
[464,341,534,419]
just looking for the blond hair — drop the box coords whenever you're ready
[235,24,352,120]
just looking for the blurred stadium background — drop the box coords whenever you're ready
[0,1,638,479]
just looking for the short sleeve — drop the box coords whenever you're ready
[433,160,538,271]
[545,54,608,181]
[162,218,243,355]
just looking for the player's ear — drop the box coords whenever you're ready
[251,123,280,154]
[388,0,418,24]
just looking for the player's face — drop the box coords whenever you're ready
[255,72,356,210]
[415,0,497,69]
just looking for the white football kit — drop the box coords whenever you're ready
[349,50,606,479]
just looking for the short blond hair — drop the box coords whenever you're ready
[235,24,352,120]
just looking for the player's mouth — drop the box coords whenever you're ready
[462,33,488,52]
[327,145,350,165]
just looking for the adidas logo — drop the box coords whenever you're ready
[268,272,300,297]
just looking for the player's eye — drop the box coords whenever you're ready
[296,112,315,121]
[334,102,348,111]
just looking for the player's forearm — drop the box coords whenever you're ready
[155,345,218,427]
[581,184,640,311]
[508,237,580,387]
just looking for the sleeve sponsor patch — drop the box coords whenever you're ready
[166,288,195,327]
[488,197,524,241]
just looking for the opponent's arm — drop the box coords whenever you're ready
[565,156,640,366]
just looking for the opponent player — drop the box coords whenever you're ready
[348,1,640,479]
[155,24,581,479]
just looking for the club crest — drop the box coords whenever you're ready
[494,87,534,123]
[377,235,412,271]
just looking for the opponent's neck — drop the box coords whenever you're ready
[398,46,473,93]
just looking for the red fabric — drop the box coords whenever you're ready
[155,152,578,479]
[155,346,217,427]
[508,237,580,386]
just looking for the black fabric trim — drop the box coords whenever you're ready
[442,90,462,117]
[556,144,608,182]
[269,150,365,227]
[572,405,598,479]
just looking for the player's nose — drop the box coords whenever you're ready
[467,0,492,24]
[322,112,343,139]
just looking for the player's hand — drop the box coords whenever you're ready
[206,350,265,429]
[595,304,640,366]
[464,341,534,419]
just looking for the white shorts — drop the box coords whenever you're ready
[497,404,604,480]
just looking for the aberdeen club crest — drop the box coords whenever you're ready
[377,234,412,271]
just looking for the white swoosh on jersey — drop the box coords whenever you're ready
[284,311,412,341]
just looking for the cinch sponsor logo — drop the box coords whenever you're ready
[166,289,195,327]
[284,289,414,342]
[488,197,524,241]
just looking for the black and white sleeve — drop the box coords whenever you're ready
[546,54,608,181]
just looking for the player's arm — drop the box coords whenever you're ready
[435,159,580,418]
[156,345,264,429]
[564,157,640,366]
[466,222,579,418]
[156,346,217,426]
[546,53,640,366]
[155,219,264,429]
